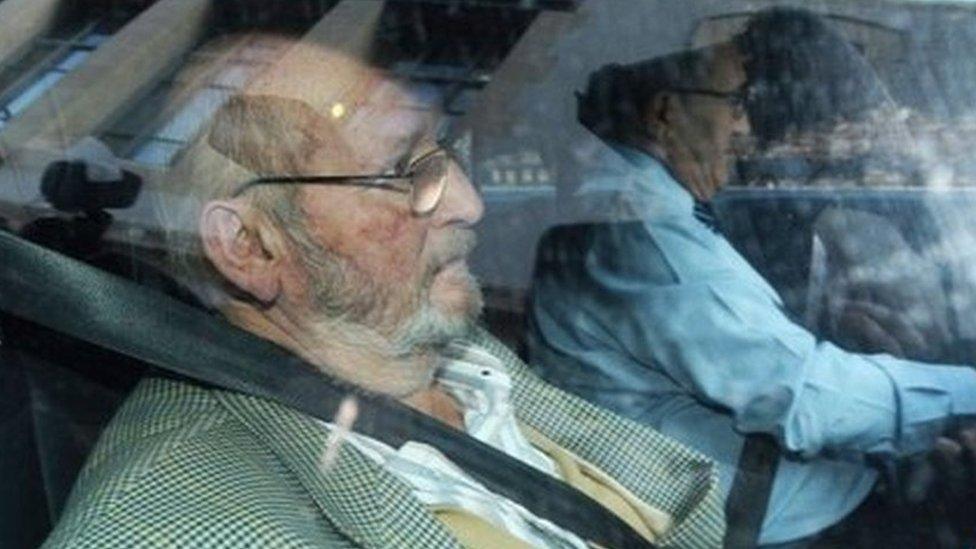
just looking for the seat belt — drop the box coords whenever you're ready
[723,433,780,549]
[0,230,654,549]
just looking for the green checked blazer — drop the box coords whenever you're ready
[44,329,725,548]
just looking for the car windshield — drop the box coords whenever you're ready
[2,1,976,548]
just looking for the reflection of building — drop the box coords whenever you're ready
[696,8,976,189]
[0,27,116,130]
[99,33,297,166]
[0,0,578,234]
[0,3,585,548]
[480,150,553,188]
[732,110,976,189]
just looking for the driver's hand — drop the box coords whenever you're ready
[832,299,930,359]
[814,207,951,362]
[925,427,976,541]
[930,427,976,502]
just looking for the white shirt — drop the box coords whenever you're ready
[323,342,588,549]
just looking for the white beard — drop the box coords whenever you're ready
[293,230,483,357]
[388,268,483,357]
[294,266,483,396]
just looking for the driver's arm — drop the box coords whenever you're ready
[533,222,976,460]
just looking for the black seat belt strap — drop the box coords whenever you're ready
[0,231,653,549]
[724,433,780,549]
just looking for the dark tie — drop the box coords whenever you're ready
[694,199,722,234]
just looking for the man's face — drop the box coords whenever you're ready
[662,42,752,193]
[284,83,485,352]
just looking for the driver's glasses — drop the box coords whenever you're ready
[668,86,748,120]
[228,147,455,216]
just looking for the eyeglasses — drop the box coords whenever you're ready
[229,148,454,216]
[666,86,749,119]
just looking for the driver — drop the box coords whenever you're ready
[528,8,976,547]
[43,37,724,548]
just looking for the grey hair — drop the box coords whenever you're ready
[154,94,320,310]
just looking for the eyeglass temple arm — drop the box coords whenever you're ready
[230,174,411,198]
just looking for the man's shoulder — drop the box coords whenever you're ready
[533,219,677,294]
[62,377,230,488]
[45,377,349,548]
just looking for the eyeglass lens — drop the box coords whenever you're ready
[731,98,746,120]
[732,87,751,119]
[410,152,449,215]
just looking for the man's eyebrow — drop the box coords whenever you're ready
[390,147,415,174]
[389,131,433,173]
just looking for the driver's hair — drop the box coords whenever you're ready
[576,49,705,147]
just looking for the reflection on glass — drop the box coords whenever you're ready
[2,3,976,549]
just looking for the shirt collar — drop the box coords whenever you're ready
[577,142,695,216]
[438,342,514,424]
[351,342,558,477]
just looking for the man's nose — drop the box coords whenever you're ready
[734,109,752,137]
[433,163,484,226]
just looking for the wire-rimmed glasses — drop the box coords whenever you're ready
[229,147,454,216]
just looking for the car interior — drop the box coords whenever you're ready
[3,0,976,547]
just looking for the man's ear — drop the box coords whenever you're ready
[199,199,285,304]
[645,92,675,140]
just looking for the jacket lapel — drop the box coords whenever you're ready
[470,328,726,549]
[208,329,724,548]
[214,390,461,549]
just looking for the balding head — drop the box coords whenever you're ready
[158,40,436,309]
[156,36,484,395]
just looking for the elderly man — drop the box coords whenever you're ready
[528,8,976,548]
[42,37,724,548]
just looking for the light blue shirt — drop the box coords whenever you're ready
[527,145,976,544]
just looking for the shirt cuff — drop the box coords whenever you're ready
[869,358,976,454]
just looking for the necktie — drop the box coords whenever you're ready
[694,199,722,234]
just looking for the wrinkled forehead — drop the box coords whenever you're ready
[341,81,440,172]
[235,41,440,174]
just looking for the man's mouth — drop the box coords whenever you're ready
[421,254,467,290]
[435,258,468,277]
[428,230,477,277]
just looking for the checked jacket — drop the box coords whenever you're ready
[43,329,725,548]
